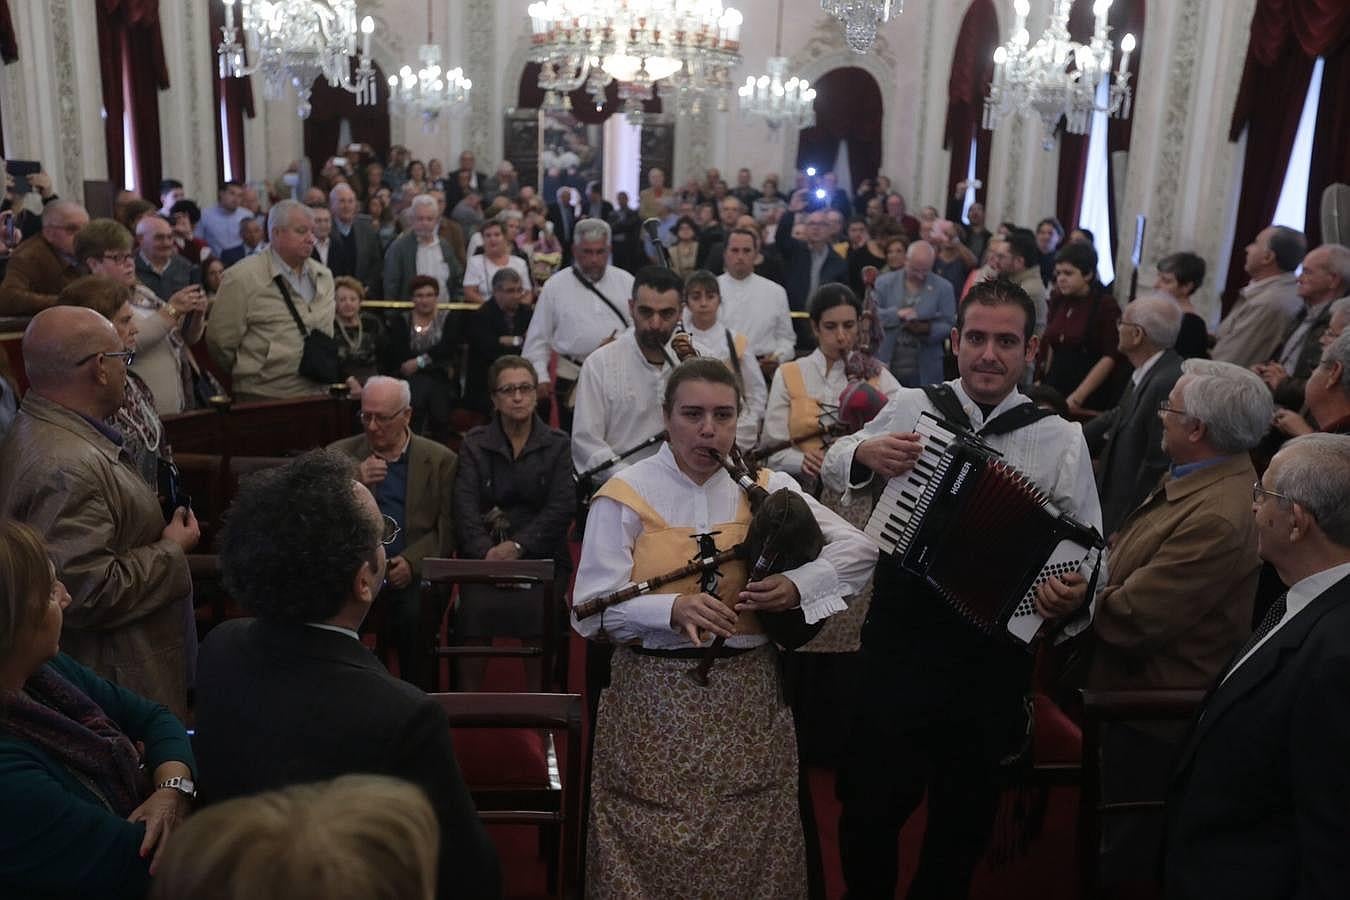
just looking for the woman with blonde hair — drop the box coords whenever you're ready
[150,774,439,900]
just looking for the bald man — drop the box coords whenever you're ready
[135,214,200,302]
[0,307,199,715]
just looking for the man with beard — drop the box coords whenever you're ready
[571,266,683,481]
[821,278,1102,899]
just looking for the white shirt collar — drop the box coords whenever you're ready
[949,378,1030,428]
[1225,561,1350,681]
[1131,349,1165,386]
[305,622,361,642]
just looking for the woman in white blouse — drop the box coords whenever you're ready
[462,220,532,305]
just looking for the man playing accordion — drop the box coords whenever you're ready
[821,278,1103,899]
[571,358,875,899]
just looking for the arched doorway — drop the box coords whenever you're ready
[303,64,391,180]
[796,67,883,191]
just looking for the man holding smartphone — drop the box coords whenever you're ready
[0,196,88,316]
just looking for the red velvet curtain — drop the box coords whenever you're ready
[516,63,664,125]
[1054,0,1144,238]
[0,0,17,64]
[1224,0,1350,306]
[303,64,391,181]
[97,0,170,198]
[210,0,255,184]
[796,67,883,191]
[946,0,998,211]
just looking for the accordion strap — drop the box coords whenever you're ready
[921,384,1057,438]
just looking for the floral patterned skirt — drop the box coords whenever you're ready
[586,644,806,899]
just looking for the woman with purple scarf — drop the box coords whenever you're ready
[0,520,196,898]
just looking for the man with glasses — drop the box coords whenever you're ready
[1083,293,1185,539]
[1084,358,1273,890]
[133,214,199,303]
[329,375,456,689]
[207,200,335,401]
[192,449,500,900]
[1164,433,1350,900]
[0,198,89,315]
[0,306,199,715]
[464,267,533,416]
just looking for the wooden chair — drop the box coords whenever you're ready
[420,558,564,693]
[431,691,583,899]
[1077,688,1205,899]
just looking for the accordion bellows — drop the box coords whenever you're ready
[865,412,1103,644]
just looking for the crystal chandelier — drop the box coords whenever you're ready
[821,0,901,55]
[387,0,471,132]
[216,0,378,119]
[740,0,815,132]
[983,0,1135,150]
[525,1,744,117]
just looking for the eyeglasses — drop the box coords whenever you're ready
[381,514,401,546]
[100,252,135,264]
[74,349,135,368]
[493,383,535,397]
[359,407,409,425]
[1252,481,1293,506]
[1157,401,1190,417]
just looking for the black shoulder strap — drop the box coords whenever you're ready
[273,274,310,338]
[978,397,1059,437]
[921,383,1057,438]
[920,384,972,431]
[572,268,629,329]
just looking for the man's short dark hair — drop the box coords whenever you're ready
[957,278,1037,342]
[1006,228,1040,269]
[631,265,684,301]
[728,226,760,250]
[219,450,380,623]
[1267,226,1308,272]
[490,266,522,291]
[159,179,183,196]
[1157,251,1206,291]
[169,199,201,226]
[1055,241,1098,279]
[220,180,242,194]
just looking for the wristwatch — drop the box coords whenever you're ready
[157,775,197,800]
[511,540,524,555]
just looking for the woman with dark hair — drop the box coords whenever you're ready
[379,274,458,440]
[1040,240,1127,415]
[1036,216,1065,286]
[453,355,573,690]
[668,215,700,280]
[0,519,197,899]
[680,269,767,451]
[762,284,900,781]
[571,356,875,899]
[201,256,226,301]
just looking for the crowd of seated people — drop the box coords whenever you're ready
[2,140,1350,900]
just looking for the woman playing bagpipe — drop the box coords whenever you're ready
[760,277,898,768]
[571,357,876,900]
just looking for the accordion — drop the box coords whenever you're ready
[864,412,1104,644]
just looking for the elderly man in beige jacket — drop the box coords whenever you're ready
[206,200,335,401]
[0,307,200,716]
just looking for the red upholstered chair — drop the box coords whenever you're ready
[431,691,583,900]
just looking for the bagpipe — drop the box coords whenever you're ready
[573,446,828,684]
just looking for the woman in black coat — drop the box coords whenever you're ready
[378,275,458,441]
[452,354,574,690]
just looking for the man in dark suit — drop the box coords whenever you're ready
[775,194,848,350]
[327,183,384,297]
[582,181,614,223]
[547,186,579,267]
[329,376,457,688]
[1084,293,1186,538]
[464,267,533,414]
[1164,433,1350,900]
[218,217,264,267]
[193,450,499,900]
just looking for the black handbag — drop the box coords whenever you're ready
[273,274,341,385]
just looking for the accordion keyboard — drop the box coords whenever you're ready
[864,413,960,555]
